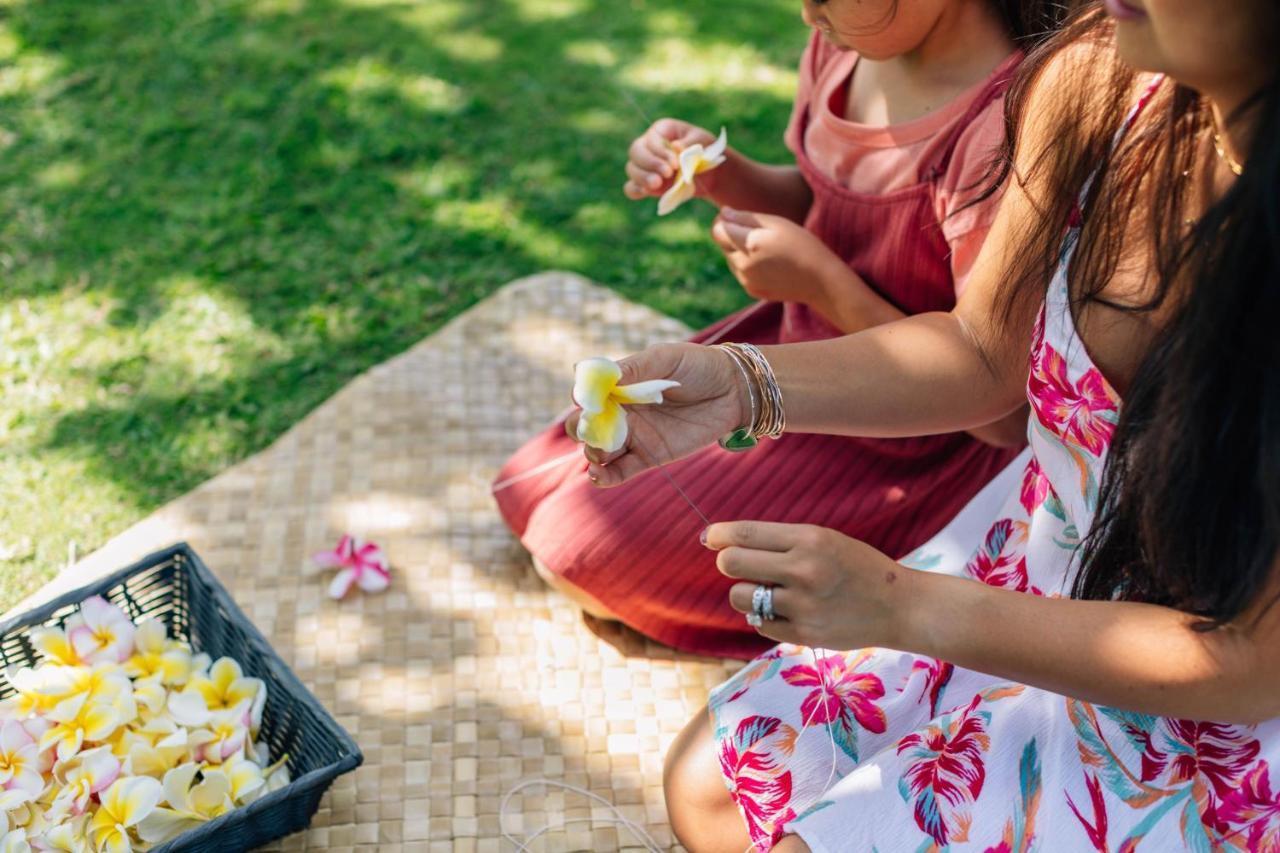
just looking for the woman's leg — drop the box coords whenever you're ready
[664,707,752,853]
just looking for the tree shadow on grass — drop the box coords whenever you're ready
[0,0,801,602]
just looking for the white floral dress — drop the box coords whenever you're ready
[708,80,1280,852]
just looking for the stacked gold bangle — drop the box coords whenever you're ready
[715,342,785,452]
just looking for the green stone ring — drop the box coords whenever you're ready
[718,428,758,452]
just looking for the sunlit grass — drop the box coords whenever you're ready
[0,0,801,609]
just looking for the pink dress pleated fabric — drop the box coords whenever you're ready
[492,38,1024,659]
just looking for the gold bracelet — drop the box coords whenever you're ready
[714,343,785,449]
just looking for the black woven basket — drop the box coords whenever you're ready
[0,542,362,852]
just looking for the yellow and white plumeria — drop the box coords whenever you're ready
[0,596,286,851]
[572,357,680,453]
[656,127,728,216]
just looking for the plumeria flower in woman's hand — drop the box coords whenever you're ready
[89,776,161,853]
[572,357,680,453]
[313,534,391,600]
[657,127,727,215]
[64,597,135,666]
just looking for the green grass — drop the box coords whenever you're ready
[0,0,802,609]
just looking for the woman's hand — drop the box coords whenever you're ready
[565,343,749,486]
[623,118,724,200]
[706,520,913,651]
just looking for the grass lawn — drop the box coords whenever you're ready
[0,0,802,610]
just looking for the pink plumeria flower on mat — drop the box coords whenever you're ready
[572,357,680,453]
[313,535,391,599]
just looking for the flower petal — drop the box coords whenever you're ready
[160,763,199,814]
[137,807,199,845]
[166,692,211,728]
[657,178,696,216]
[355,567,390,593]
[611,379,680,405]
[677,143,706,184]
[327,568,357,600]
[704,126,728,162]
[101,775,162,827]
[576,398,628,453]
[571,358,621,413]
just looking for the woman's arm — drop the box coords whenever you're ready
[905,566,1280,724]
[711,522,1280,725]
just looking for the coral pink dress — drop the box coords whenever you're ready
[492,36,1024,659]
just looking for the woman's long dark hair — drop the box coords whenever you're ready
[988,3,1280,625]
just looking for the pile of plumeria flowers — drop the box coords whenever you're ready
[0,596,290,852]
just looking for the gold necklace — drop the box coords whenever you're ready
[1211,121,1245,176]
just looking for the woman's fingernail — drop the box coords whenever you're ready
[699,528,710,547]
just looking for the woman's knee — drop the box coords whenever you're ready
[664,709,748,852]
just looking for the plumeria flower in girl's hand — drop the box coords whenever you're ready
[572,357,680,453]
[657,127,727,216]
[312,534,392,600]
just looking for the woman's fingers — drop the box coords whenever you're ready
[716,546,793,585]
[727,580,793,616]
[705,520,803,553]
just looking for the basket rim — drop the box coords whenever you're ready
[0,542,364,851]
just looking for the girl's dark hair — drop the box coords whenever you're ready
[991,0,1074,47]
[988,3,1280,626]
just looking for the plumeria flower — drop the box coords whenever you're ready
[0,829,29,853]
[313,535,391,600]
[123,621,206,688]
[571,357,680,453]
[39,693,124,762]
[118,730,187,781]
[657,127,727,216]
[254,744,292,795]
[64,597,135,666]
[188,702,252,765]
[136,763,235,844]
[48,746,120,818]
[31,815,91,853]
[182,658,266,733]
[0,721,45,812]
[29,628,84,669]
[88,776,161,853]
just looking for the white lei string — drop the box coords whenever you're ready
[501,432,841,852]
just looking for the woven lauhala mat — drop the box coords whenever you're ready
[18,272,742,852]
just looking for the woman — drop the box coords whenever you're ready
[571,0,1280,848]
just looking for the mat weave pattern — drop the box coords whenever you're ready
[20,273,741,852]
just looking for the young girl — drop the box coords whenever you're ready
[493,0,1062,659]
[572,0,1280,849]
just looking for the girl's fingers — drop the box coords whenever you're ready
[719,207,761,228]
[630,137,674,177]
[625,160,663,192]
[710,217,746,255]
[623,180,646,199]
[704,520,801,553]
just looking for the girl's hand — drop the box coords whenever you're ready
[564,343,749,486]
[706,521,913,651]
[624,119,722,200]
[711,208,844,309]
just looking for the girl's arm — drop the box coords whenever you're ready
[703,150,813,223]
